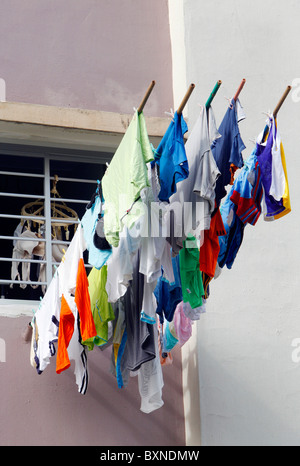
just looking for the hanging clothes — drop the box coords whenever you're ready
[102,110,154,248]
[147,162,175,284]
[81,192,112,270]
[152,111,189,202]
[31,269,61,374]
[230,149,263,225]
[179,235,204,310]
[211,99,246,207]
[163,320,179,353]
[105,224,141,304]
[56,293,89,394]
[218,148,263,270]
[32,226,96,394]
[137,328,164,414]
[56,227,96,393]
[110,299,129,389]
[154,255,182,324]
[200,205,226,279]
[82,266,115,351]
[166,105,221,256]
[56,294,75,374]
[123,250,156,373]
[256,116,291,221]
[173,301,193,347]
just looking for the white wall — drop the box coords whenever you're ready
[171,0,300,446]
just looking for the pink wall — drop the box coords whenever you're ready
[0,1,184,447]
[0,316,185,446]
[0,0,173,117]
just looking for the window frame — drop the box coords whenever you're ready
[0,145,110,315]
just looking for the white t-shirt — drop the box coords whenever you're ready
[33,270,61,373]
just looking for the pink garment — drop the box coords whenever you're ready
[173,302,193,347]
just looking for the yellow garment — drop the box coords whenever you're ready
[273,142,291,220]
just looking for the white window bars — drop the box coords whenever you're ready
[0,154,98,295]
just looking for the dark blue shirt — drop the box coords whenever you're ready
[211,101,245,206]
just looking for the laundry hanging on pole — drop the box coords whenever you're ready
[29,80,292,415]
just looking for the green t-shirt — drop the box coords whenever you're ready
[102,111,154,247]
[179,235,204,309]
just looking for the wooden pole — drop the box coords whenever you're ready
[273,86,292,118]
[177,83,196,115]
[233,79,246,102]
[137,80,156,114]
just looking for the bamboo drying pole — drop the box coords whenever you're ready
[177,84,196,115]
[137,80,156,114]
[273,86,292,118]
[206,80,222,108]
[233,79,246,102]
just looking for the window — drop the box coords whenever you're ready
[0,144,109,303]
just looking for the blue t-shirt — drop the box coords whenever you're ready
[211,100,245,206]
[153,111,189,202]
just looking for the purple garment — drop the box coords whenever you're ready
[256,123,284,218]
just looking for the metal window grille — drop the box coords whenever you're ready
[0,152,104,298]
